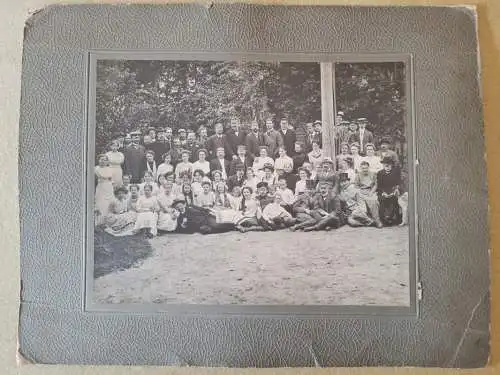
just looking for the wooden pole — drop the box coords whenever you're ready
[320,62,336,165]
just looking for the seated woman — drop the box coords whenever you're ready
[260,163,277,188]
[139,171,160,196]
[307,140,324,170]
[127,184,140,212]
[174,150,193,181]
[210,170,226,191]
[133,184,159,238]
[229,185,243,211]
[233,186,265,233]
[354,160,383,228]
[194,180,215,208]
[295,167,311,198]
[261,193,296,229]
[213,182,240,223]
[104,186,137,236]
[157,152,174,178]
[362,143,383,173]
[191,169,205,198]
[243,167,258,194]
[252,146,274,180]
[172,199,235,235]
[350,142,363,172]
[156,181,179,233]
[274,147,294,173]
[181,183,195,207]
[192,149,211,176]
[377,156,402,226]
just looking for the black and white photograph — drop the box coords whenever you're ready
[90,58,411,307]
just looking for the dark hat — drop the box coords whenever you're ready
[256,181,269,190]
[262,163,274,171]
[338,172,350,182]
[171,198,186,207]
[381,156,395,165]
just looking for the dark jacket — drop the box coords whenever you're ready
[278,129,297,157]
[229,155,254,176]
[263,129,284,158]
[245,132,267,158]
[225,129,248,157]
[209,157,231,176]
[292,152,309,173]
[146,142,167,165]
[206,134,232,160]
[123,144,146,182]
[348,130,374,153]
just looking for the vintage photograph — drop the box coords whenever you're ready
[90,59,410,306]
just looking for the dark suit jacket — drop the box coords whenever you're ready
[292,152,309,173]
[229,155,254,176]
[263,130,284,158]
[348,130,374,152]
[225,130,248,157]
[147,142,167,165]
[209,157,231,176]
[206,134,232,160]
[278,129,297,156]
[312,192,343,215]
[304,132,322,153]
[123,144,146,182]
[245,132,266,158]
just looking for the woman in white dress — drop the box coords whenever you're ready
[274,147,294,172]
[350,142,363,172]
[213,182,239,223]
[191,149,211,176]
[156,181,179,233]
[104,187,137,236]
[233,187,264,232]
[94,154,115,225]
[252,147,274,180]
[294,167,311,198]
[133,184,159,238]
[362,143,383,173]
[157,152,174,179]
[307,140,324,170]
[105,141,125,187]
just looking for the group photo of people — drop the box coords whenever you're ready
[94,114,407,238]
[92,59,410,307]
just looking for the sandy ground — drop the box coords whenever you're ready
[93,226,410,306]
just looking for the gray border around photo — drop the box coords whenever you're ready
[85,51,417,316]
[18,4,489,367]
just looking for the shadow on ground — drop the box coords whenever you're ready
[94,229,153,278]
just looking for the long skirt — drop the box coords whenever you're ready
[109,165,123,187]
[214,208,240,224]
[379,195,402,226]
[95,181,114,217]
[157,211,178,232]
[134,211,158,236]
[104,212,137,236]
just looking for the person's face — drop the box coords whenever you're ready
[233,187,242,197]
[133,135,141,143]
[187,133,196,142]
[144,174,153,183]
[246,169,254,178]
[294,143,301,153]
[215,124,223,134]
[200,128,207,138]
[216,148,225,158]
[164,155,172,164]
[236,170,244,178]
[299,171,307,180]
[312,142,319,151]
[260,148,267,158]
[111,143,119,152]
[380,143,388,151]
[258,187,268,197]
[280,120,288,131]
[99,156,108,166]
[276,169,285,177]
[251,121,259,132]
[146,153,154,162]
[360,164,369,174]
[314,123,322,132]
[164,182,173,193]
[179,131,186,140]
[274,194,282,204]
[349,123,357,132]
[341,145,349,154]
[366,146,375,156]
[214,174,221,182]
[350,145,359,155]
[307,124,314,134]
[231,119,240,131]
[268,186,276,195]
[198,151,206,161]
[303,163,312,172]
[238,148,246,156]
[319,184,328,195]
[130,187,139,196]
[181,153,189,163]
[175,202,186,213]
[242,188,251,199]
[278,179,286,189]
[144,187,152,197]
[149,130,156,139]
[193,173,201,182]
[123,176,130,185]
[278,148,286,157]
[265,120,273,131]
[183,184,192,194]
[143,135,152,144]
[383,163,393,173]
[165,129,173,138]
[166,175,174,183]
[157,132,165,141]
[203,184,211,193]
[158,176,166,186]
[173,138,181,147]
[217,184,225,193]
[284,164,293,173]
[117,190,127,200]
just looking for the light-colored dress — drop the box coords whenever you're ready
[133,195,159,235]
[213,193,240,223]
[243,177,258,196]
[295,179,307,197]
[104,198,137,236]
[138,182,160,196]
[352,154,363,172]
[157,192,178,232]
[194,191,215,208]
[308,150,324,169]
[191,182,203,197]
[233,198,259,225]
[157,163,174,177]
[229,195,243,211]
[95,166,115,220]
[192,160,211,176]
[362,155,383,173]
[253,157,274,179]
[106,151,125,187]
[274,156,294,171]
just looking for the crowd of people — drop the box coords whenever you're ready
[94,115,408,238]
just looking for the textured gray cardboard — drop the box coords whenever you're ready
[18,4,489,367]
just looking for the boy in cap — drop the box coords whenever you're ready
[313,120,323,148]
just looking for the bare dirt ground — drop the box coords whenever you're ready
[93,226,410,306]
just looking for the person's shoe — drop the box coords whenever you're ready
[290,226,297,232]
[375,221,383,228]
[303,226,315,232]
[324,226,332,231]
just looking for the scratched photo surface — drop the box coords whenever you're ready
[90,60,410,306]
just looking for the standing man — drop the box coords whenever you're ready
[162,127,173,152]
[178,128,188,147]
[349,118,374,154]
[209,146,231,180]
[245,120,266,159]
[313,120,323,148]
[123,131,146,183]
[206,122,231,160]
[263,117,284,158]
[225,117,247,159]
[278,117,297,157]
[304,122,316,153]
[185,131,201,162]
[229,144,253,176]
[148,130,167,165]
[197,125,209,149]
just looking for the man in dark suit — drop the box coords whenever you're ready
[348,118,374,155]
[206,122,232,160]
[304,122,316,153]
[225,117,247,159]
[245,120,266,159]
[313,120,323,148]
[185,131,201,162]
[229,145,253,176]
[148,129,167,165]
[278,117,297,157]
[209,146,231,180]
[303,181,347,231]
[263,118,283,158]
[123,132,146,183]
